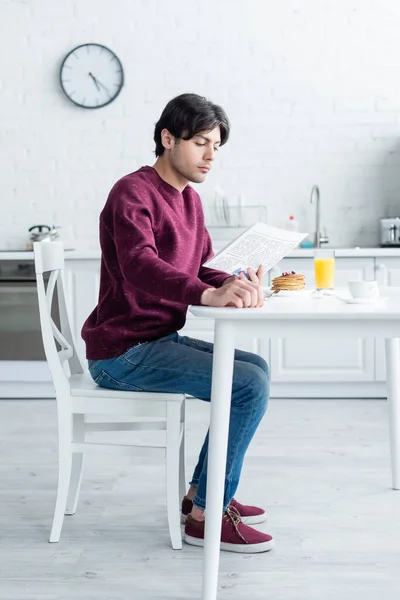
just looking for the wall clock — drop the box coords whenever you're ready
[59,43,124,109]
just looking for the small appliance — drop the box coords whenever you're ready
[379,217,400,247]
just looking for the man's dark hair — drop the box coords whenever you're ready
[154,93,230,157]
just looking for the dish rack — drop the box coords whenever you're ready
[204,204,267,228]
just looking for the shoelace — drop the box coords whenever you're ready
[224,506,248,544]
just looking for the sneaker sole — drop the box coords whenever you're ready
[181,513,267,526]
[240,513,267,526]
[184,533,275,553]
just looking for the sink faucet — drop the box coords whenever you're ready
[310,185,329,247]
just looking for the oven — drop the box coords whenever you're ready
[0,260,59,397]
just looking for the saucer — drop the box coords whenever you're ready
[336,295,388,305]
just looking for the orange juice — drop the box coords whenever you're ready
[314,257,335,289]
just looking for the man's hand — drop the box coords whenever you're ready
[247,265,264,285]
[222,265,264,287]
[221,274,239,287]
[201,265,265,308]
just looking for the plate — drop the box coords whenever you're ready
[267,288,313,298]
[335,295,388,305]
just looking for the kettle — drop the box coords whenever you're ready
[27,225,60,250]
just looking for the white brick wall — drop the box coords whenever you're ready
[2,0,400,249]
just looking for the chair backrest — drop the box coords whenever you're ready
[34,241,84,395]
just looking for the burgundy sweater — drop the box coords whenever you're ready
[81,166,230,359]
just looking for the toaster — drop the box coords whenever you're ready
[380,217,400,247]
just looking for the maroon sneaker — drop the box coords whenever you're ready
[229,498,267,525]
[184,506,274,553]
[181,496,267,525]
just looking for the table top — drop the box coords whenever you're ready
[190,287,400,321]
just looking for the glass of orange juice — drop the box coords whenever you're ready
[314,249,335,291]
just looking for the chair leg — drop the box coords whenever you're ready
[166,402,183,550]
[49,415,73,543]
[179,403,186,503]
[65,415,85,515]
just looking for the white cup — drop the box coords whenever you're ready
[348,280,380,300]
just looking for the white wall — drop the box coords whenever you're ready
[2,0,400,249]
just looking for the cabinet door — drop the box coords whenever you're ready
[181,316,270,364]
[179,316,215,345]
[269,257,375,382]
[375,258,400,380]
[64,260,101,359]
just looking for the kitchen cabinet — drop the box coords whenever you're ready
[1,247,397,399]
[62,254,383,397]
[59,254,390,397]
[64,260,100,360]
[374,258,400,381]
[268,258,376,384]
[181,314,270,363]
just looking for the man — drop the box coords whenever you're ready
[82,93,273,553]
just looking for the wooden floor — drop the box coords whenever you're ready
[0,397,399,600]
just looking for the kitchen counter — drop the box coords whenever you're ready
[0,249,101,260]
[2,247,400,260]
[290,247,400,257]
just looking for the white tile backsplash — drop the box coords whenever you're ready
[2,0,400,250]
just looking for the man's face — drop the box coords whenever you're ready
[167,126,221,184]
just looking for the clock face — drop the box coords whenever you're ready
[60,43,124,109]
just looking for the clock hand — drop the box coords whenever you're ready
[88,72,100,91]
[94,78,110,94]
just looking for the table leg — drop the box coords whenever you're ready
[384,338,400,490]
[201,321,235,600]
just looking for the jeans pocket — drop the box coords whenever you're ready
[93,370,144,392]
[122,342,150,365]
[88,358,110,379]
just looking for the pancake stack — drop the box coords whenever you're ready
[271,271,305,293]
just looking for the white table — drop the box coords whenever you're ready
[190,289,400,600]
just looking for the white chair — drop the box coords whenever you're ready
[33,241,186,550]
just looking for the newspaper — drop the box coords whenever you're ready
[203,222,308,274]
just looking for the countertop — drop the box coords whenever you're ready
[2,247,400,260]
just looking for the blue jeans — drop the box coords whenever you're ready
[88,332,269,511]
